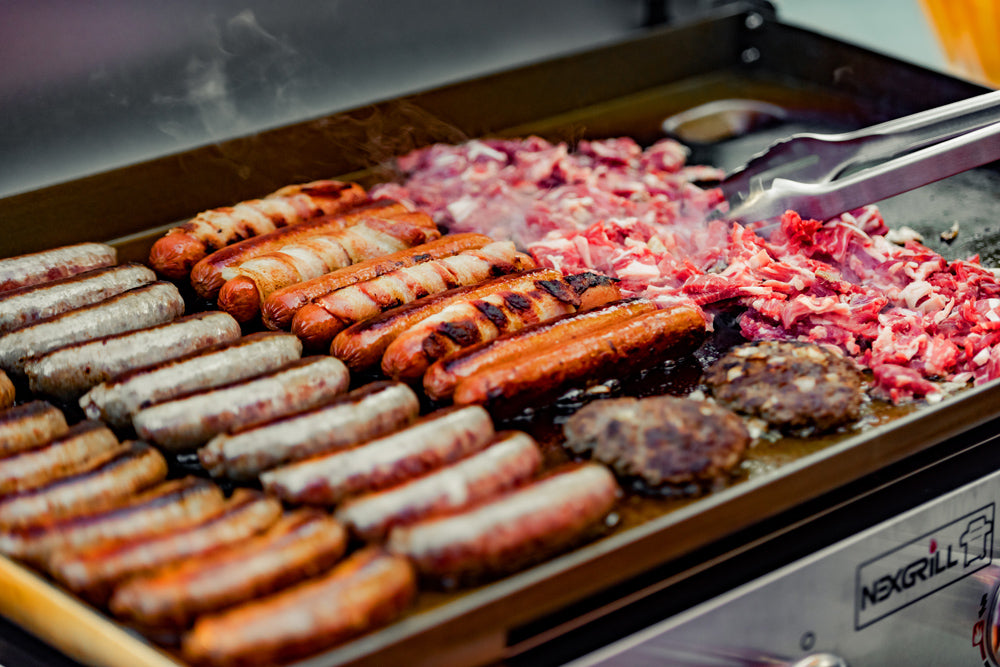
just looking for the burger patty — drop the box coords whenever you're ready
[562,395,750,494]
[703,340,864,432]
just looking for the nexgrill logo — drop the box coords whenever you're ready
[855,504,994,629]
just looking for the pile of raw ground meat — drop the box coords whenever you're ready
[371,136,1000,404]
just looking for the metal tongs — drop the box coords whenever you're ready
[718,89,1000,228]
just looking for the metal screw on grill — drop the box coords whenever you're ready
[745,12,764,30]
[741,47,761,64]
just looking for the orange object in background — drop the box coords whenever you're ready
[920,0,1000,87]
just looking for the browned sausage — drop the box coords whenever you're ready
[292,241,534,350]
[181,547,416,667]
[386,462,619,586]
[0,370,12,410]
[148,180,367,280]
[109,509,347,630]
[189,200,409,299]
[49,489,282,604]
[0,401,69,458]
[260,405,494,506]
[336,430,543,543]
[216,213,441,323]
[330,268,563,373]
[263,233,494,332]
[198,381,420,481]
[0,243,117,294]
[453,305,707,408]
[423,298,657,400]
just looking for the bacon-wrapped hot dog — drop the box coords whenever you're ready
[453,305,707,408]
[26,311,241,402]
[381,272,620,381]
[261,405,494,506]
[0,401,69,458]
[0,281,185,375]
[217,213,441,323]
[337,431,542,543]
[262,233,494,332]
[292,241,534,349]
[80,332,302,429]
[148,180,367,280]
[49,489,282,604]
[387,462,619,586]
[199,381,419,481]
[110,510,347,630]
[181,547,416,667]
[189,200,409,299]
[0,263,155,334]
[133,356,350,451]
[0,242,117,294]
[330,268,563,373]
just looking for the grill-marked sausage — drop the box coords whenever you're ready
[0,402,69,458]
[0,243,117,294]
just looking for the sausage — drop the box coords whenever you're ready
[199,381,420,481]
[48,489,282,604]
[453,305,708,408]
[181,547,416,667]
[0,421,123,496]
[132,356,350,451]
[386,462,619,586]
[336,431,543,543]
[423,298,657,400]
[109,510,347,630]
[189,200,409,299]
[217,213,441,323]
[0,477,226,565]
[0,401,69,458]
[0,370,12,410]
[148,180,367,280]
[26,311,241,402]
[0,441,167,529]
[263,233,495,332]
[292,241,535,349]
[261,405,494,506]
[330,268,564,373]
[0,263,155,335]
[0,242,117,294]
[0,281,185,375]
[80,332,303,429]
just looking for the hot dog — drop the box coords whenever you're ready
[0,242,117,294]
[80,332,303,429]
[0,401,69,458]
[181,547,416,667]
[0,370,12,410]
[336,431,543,543]
[453,305,707,408]
[423,298,657,400]
[0,281,185,375]
[26,311,241,402]
[217,213,441,322]
[330,268,563,373]
[0,442,167,529]
[132,356,350,451]
[0,263,155,334]
[292,241,534,349]
[381,272,620,381]
[0,477,226,565]
[199,381,420,481]
[49,489,282,604]
[263,233,494,332]
[148,180,367,280]
[386,462,619,586]
[0,421,123,496]
[261,405,494,506]
[189,200,409,299]
[110,510,347,630]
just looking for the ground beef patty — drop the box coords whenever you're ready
[704,340,864,432]
[562,395,750,494]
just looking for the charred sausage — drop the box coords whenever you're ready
[0,242,117,294]
[0,401,69,458]
[148,180,367,280]
[199,381,419,480]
